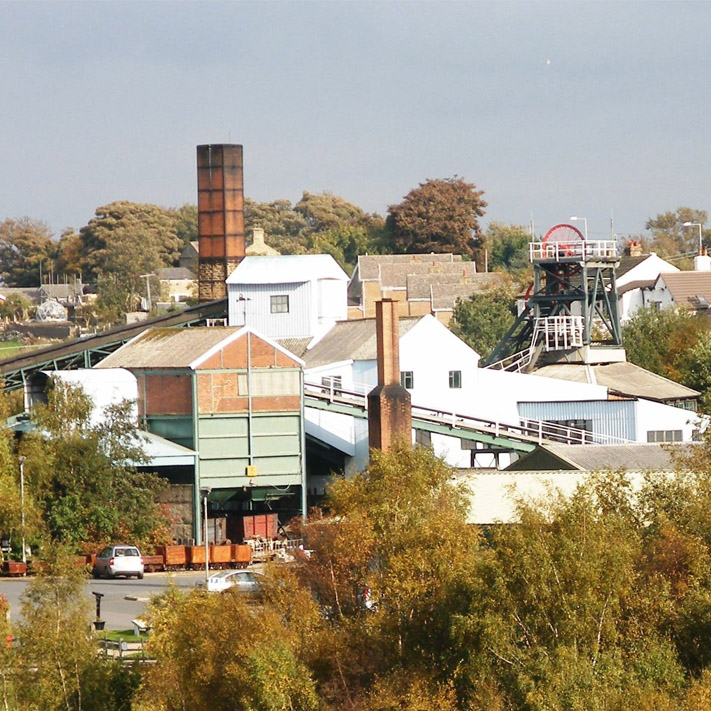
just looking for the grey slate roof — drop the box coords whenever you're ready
[377,261,477,289]
[506,442,687,472]
[96,327,244,369]
[616,255,648,279]
[302,317,421,368]
[156,267,196,280]
[356,253,463,281]
[532,361,699,401]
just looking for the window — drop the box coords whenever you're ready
[400,371,414,389]
[270,295,289,313]
[448,370,462,388]
[321,376,343,393]
[415,430,432,447]
[647,430,683,443]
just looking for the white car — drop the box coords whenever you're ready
[204,569,264,594]
[92,545,144,579]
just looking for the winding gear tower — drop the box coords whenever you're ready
[483,224,623,371]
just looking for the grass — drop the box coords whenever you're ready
[0,340,22,359]
[98,628,143,642]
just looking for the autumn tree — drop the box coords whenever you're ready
[645,207,709,257]
[136,574,321,711]
[385,177,487,260]
[14,548,139,711]
[0,217,56,287]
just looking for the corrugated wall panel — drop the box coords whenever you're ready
[518,400,636,441]
[228,282,312,337]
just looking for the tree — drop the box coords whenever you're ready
[136,575,321,711]
[0,217,55,287]
[0,292,34,322]
[622,306,709,383]
[450,283,519,359]
[168,203,198,249]
[15,548,139,711]
[485,222,531,274]
[385,177,487,260]
[645,207,709,257]
[20,380,170,547]
[244,197,309,255]
[78,201,183,324]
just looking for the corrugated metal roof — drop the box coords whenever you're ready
[276,337,313,359]
[533,361,699,401]
[226,255,348,285]
[303,317,421,368]
[507,442,686,472]
[96,327,245,369]
[658,271,711,308]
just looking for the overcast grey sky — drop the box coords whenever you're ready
[1,1,710,241]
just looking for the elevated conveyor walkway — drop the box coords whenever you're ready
[0,299,228,391]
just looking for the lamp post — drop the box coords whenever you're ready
[570,216,588,239]
[18,456,26,565]
[139,274,152,312]
[200,487,212,583]
[682,222,703,253]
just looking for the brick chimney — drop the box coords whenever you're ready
[624,240,642,257]
[367,299,412,451]
[197,144,246,301]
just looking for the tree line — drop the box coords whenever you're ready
[8,443,711,710]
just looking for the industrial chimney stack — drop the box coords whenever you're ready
[196,144,246,301]
[367,299,412,451]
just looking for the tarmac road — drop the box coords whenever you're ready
[0,570,210,630]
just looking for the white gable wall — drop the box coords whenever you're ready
[617,254,678,288]
[642,276,676,311]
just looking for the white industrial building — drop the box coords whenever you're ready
[226,255,348,340]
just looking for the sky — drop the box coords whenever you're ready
[1,0,710,242]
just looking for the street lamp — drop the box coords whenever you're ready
[200,487,212,583]
[139,274,153,312]
[570,216,588,239]
[683,222,703,253]
[18,456,26,565]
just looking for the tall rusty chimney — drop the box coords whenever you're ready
[368,299,412,451]
[197,144,246,301]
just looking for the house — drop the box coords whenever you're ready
[245,227,279,257]
[179,241,199,274]
[347,253,501,324]
[615,248,678,322]
[95,326,306,542]
[39,281,85,306]
[226,255,349,340]
[641,268,711,314]
[156,267,197,304]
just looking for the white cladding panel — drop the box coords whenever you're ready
[317,278,348,324]
[518,400,636,441]
[228,282,312,337]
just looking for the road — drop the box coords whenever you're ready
[0,571,209,630]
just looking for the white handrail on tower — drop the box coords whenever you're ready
[529,240,618,261]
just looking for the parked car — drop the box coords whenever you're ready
[92,545,144,579]
[202,569,265,594]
